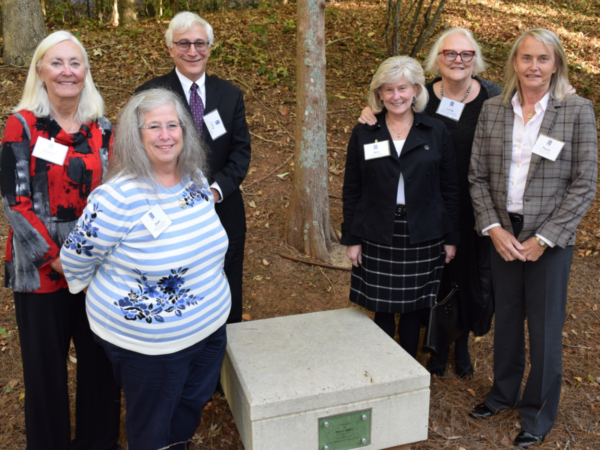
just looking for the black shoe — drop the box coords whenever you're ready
[513,431,545,447]
[456,364,474,379]
[468,402,497,419]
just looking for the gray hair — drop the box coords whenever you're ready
[165,12,214,48]
[502,28,570,105]
[106,88,208,188]
[424,27,488,76]
[368,56,429,114]
[13,30,105,123]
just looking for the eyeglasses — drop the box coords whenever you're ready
[172,40,210,52]
[439,50,476,62]
[139,123,183,134]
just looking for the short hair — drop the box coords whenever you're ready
[106,88,208,189]
[165,12,214,48]
[424,27,487,76]
[502,28,570,105]
[368,56,429,114]
[13,30,105,123]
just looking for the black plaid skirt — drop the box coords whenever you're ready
[350,214,445,314]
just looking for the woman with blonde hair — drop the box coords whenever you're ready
[468,28,597,447]
[360,28,502,377]
[0,30,120,449]
[342,56,459,358]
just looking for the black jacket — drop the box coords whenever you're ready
[136,70,251,239]
[342,111,460,246]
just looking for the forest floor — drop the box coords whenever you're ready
[1,0,600,449]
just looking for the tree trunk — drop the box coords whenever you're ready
[111,0,119,26]
[2,0,47,66]
[285,0,338,263]
[96,0,103,22]
[170,0,179,15]
[118,0,137,26]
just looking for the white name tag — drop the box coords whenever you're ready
[32,137,69,166]
[436,97,465,121]
[140,205,172,239]
[364,140,391,160]
[203,109,227,140]
[531,134,565,161]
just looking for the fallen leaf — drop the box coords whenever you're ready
[575,376,582,382]
[93,48,103,57]
[8,379,18,388]
[69,355,78,364]
[501,436,511,446]
[467,389,476,397]
[253,275,263,281]
[588,374,595,382]
[334,94,346,99]
[0,327,6,337]
[262,259,270,266]
[571,314,577,319]
[248,200,256,208]
[5,386,13,393]
[276,172,289,179]
[593,304,598,311]
[367,32,375,37]
[242,314,251,321]
[474,336,483,343]
[264,223,270,228]
[19,392,25,400]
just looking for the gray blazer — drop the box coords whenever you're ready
[469,93,597,249]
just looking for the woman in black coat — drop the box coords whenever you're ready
[342,55,460,359]
[359,28,501,377]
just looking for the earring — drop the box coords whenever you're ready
[380,99,384,106]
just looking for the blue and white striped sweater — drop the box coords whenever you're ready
[61,173,231,355]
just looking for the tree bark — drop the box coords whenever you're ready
[2,0,47,66]
[285,0,338,263]
[96,0,104,22]
[118,0,137,26]
[111,0,119,26]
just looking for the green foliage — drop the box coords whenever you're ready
[282,19,296,34]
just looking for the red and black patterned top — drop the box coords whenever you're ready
[0,110,112,293]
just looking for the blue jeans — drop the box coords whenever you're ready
[96,325,227,450]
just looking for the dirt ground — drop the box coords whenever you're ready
[1,1,600,449]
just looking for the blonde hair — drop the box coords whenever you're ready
[13,31,104,123]
[368,56,428,114]
[424,27,487,76]
[165,12,214,48]
[502,28,570,105]
[106,89,208,189]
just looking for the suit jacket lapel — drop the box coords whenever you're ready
[165,69,193,117]
[524,98,559,190]
[503,104,514,195]
[204,75,221,141]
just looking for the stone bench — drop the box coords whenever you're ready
[221,308,430,450]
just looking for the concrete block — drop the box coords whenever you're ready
[221,308,430,450]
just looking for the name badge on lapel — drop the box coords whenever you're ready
[32,137,69,166]
[531,134,565,161]
[364,140,390,160]
[436,97,465,122]
[203,110,227,140]
[140,205,172,239]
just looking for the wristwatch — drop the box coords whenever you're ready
[535,237,548,248]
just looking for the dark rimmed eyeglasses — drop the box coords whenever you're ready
[438,50,476,62]
[172,40,210,52]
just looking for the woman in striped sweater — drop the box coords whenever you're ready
[61,88,231,450]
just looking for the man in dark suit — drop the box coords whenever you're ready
[136,11,250,324]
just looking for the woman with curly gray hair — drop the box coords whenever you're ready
[61,88,232,450]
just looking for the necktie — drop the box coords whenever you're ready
[190,82,204,136]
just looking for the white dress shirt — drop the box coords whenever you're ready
[392,139,406,205]
[482,92,554,246]
[174,69,222,202]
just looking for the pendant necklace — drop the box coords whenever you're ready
[440,80,472,103]
[166,180,187,209]
[387,115,412,139]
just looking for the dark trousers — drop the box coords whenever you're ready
[97,324,227,450]
[224,233,245,324]
[14,289,121,450]
[485,241,573,436]
[374,310,422,358]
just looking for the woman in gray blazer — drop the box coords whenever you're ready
[468,28,597,447]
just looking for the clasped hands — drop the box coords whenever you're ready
[488,226,545,262]
[346,244,457,267]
